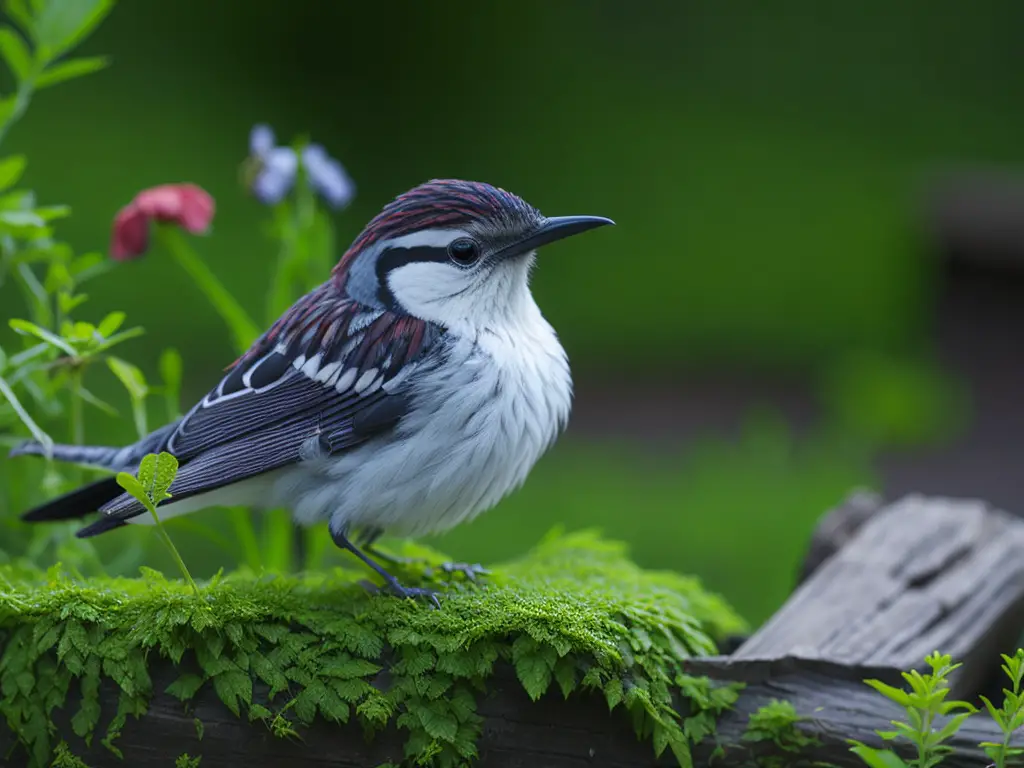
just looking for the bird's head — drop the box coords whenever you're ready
[334,179,613,332]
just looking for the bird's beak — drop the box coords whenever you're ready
[496,215,615,259]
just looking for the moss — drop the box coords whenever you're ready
[0,529,746,767]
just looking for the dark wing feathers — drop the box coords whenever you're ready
[102,396,383,517]
[99,284,441,521]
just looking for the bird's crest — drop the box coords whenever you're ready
[332,179,539,285]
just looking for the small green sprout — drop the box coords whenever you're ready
[115,452,199,596]
[742,698,819,758]
[979,649,1024,768]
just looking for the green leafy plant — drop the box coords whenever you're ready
[742,699,820,766]
[850,651,976,768]
[0,0,165,574]
[0,0,359,579]
[979,649,1024,768]
[0,0,113,145]
[115,452,198,596]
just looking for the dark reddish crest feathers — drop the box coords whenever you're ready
[332,179,540,284]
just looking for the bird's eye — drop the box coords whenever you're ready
[447,238,481,266]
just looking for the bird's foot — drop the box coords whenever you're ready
[384,581,441,608]
[366,546,489,583]
[437,561,489,582]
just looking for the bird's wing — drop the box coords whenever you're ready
[101,286,443,519]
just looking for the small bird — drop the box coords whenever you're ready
[10,179,613,602]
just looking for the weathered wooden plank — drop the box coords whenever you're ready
[688,658,1011,768]
[733,494,1024,698]
[796,488,884,584]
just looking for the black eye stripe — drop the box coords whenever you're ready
[374,245,453,309]
[376,245,450,275]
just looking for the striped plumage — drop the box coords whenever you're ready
[10,179,613,602]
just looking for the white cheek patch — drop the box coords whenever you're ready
[387,261,479,328]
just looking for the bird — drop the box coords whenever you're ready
[9,179,614,603]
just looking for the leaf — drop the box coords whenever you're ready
[250,652,289,695]
[33,0,115,60]
[0,27,31,81]
[137,454,157,491]
[33,204,69,221]
[152,452,178,500]
[0,208,47,234]
[416,701,458,742]
[212,670,252,716]
[553,656,576,698]
[5,0,34,36]
[864,678,912,707]
[848,744,910,768]
[107,356,147,400]
[90,326,145,354]
[604,678,623,710]
[9,317,75,355]
[70,251,110,284]
[57,291,88,315]
[927,711,973,747]
[115,472,148,508]
[513,652,552,702]
[36,54,109,87]
[0,154,27,191]
[320,656,381,679]
[165,673,204,701]
[96,310,125,338]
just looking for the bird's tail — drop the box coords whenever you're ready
[8,439,129,470]
[8,420,180,472]
[18,476,123,523]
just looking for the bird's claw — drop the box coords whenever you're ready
[389,584,441,608]
[438,562,489,582]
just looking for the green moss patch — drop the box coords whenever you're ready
[0,529,746,767]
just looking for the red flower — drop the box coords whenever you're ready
[110,183,215,261]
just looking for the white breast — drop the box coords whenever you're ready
[277,298,572,537]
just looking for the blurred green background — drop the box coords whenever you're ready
[4,0,1022,626]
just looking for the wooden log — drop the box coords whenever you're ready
[691,492,1024,767]
[795,487,885,585]
[46,664,679,768]
[19,493,1024,767]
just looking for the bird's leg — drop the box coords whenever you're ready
[331,526,440,607]
[359,527,489,582]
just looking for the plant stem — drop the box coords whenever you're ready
[229,506,262,571]
[145,498,200,597]
[0,77,36,149]
[0,372,52,454]
[69,368,84,445]
[157,226,261,354]
[266,203,301,321]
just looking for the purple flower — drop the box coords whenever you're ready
[246,124,355,210]
[302,143,356,210]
